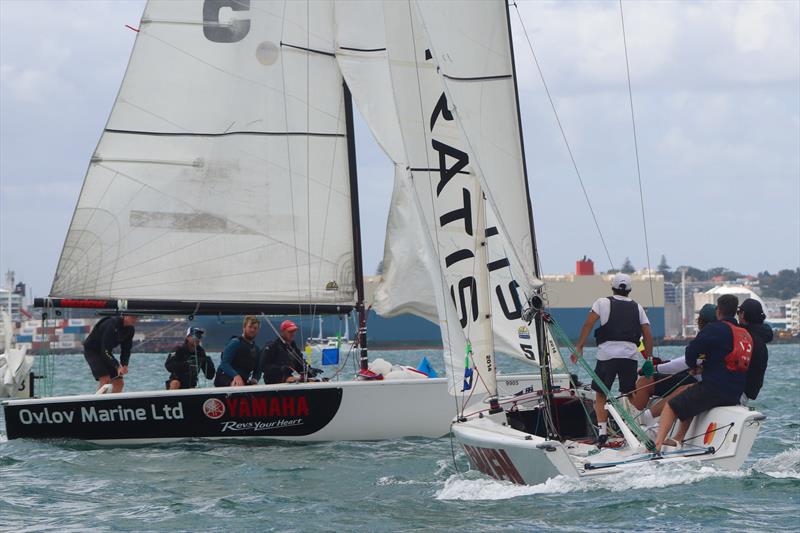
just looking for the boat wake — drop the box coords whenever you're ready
[435,461,750,501]
[436,448,800,500]
[751,447,800,479]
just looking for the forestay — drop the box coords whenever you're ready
[51,0,356,306]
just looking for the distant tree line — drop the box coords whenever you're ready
[611,255,800,300]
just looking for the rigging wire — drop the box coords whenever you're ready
[619,0,659,356]
[511,2,614,271]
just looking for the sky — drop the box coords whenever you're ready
[1,0,798,299]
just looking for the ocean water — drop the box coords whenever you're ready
[1,345,798,532]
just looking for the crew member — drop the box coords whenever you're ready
[82,314,137,393]
[630,304,717,413]
[573,273,653,445]
[214,316,260,387]
[654,294,752,451]
[165,327,215,389]
[737,298,772,402]
[260,320,307,384]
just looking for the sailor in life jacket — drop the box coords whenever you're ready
[654,294,753,451]
[574,273,654,445]
[165,327,215,389]
[214,316,261,387]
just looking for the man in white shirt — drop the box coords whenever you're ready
[572,273,653,445]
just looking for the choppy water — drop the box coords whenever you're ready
[1,345,798,532]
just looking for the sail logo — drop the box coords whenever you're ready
[203,398,226,420]
[325,281,339,291]
[517,326,531,340]
[428,92,480,330]
[463,444,524,485]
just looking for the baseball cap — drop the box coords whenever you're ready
[611,273,632,291]
[739,298,766,324]
[698,304,717,323]
[280,320,298,332]
[186,326,205,339]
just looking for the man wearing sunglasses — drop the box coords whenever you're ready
[165,327,216,389]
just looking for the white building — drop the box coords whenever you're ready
[694,285,763,313]
[0,288,24,323]
[787,297,800,335]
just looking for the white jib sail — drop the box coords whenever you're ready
[413,0,548,364]
[382,0,498,397]
[334,1,441,323]
[51,0,356,305]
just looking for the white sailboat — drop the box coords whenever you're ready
[1,0,543,444]
[372,0,765,485]
[306,314,356,360]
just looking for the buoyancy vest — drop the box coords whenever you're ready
[594,297,642,345]
[721,321,753,373]
[229,335,257,376]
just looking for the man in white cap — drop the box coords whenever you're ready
[573,273,653,445]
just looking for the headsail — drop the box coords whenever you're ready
[371,1,546,384]
[51,0,356,307]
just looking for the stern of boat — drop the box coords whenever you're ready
[683,405,765,471]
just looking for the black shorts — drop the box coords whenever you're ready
[667,382,737,422]
[653,371,698,397]
[591,358,637,395]
[84,350,120,380]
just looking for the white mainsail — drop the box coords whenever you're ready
[51,0,356,306]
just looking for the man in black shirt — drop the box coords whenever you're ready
[165,327,215,389]
[737,298,772,402]
[83,315,137,393]
[260,320,307,384]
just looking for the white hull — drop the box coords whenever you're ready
[453,401,765,485]
[2,373,542,444]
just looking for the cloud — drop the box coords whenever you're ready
[0,0,797,295]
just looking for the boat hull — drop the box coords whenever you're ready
[453,404,765,485]
[1,374,541,444]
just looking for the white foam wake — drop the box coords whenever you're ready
[752,447,800,479]
[435,461,748,501]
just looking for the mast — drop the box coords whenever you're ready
[342,82,369,371]
[504,2,558,438]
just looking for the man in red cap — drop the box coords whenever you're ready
[259,320,307,384]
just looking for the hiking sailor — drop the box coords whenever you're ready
[737,298,772,403]
[82,314,137,394]
[165,327,215,389]
[654,294,753,451]
[214,316,260,387]
[573,273,653,445]
[260,320,308,384]
[630,303,716,428]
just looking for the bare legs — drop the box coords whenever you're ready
[654,403,693,451]
[594,391,608,425]
[168,379,182,390]
[631,376,655,411]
